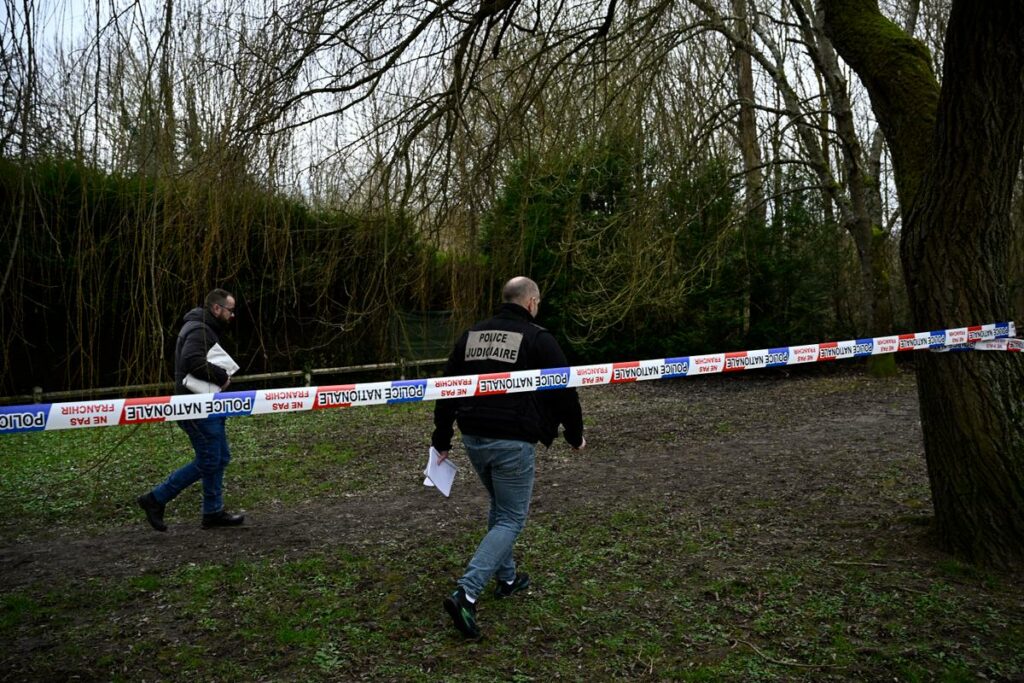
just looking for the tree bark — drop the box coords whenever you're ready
[821,0,1024,567]
[731,0,764,336]
[157,0,176,171]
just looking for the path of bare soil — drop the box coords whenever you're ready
[0,366,942,589]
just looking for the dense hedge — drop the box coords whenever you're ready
[0,158,465,395]
[0,148,907,396]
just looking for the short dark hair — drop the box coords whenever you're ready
[205,288,233,309]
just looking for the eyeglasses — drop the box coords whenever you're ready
[218,304,236,315]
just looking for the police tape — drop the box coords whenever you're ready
[0,322,1018,435]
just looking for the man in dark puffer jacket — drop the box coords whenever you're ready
[137,288,245,531]
[434,276,586,639]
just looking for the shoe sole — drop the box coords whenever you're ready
[443,596,481,639]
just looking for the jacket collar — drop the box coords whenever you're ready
[497,302,534,322]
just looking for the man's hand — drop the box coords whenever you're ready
[572,436,586,451]
[437,450,450,463]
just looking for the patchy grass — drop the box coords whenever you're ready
[0,403,430,538]
[1,368,1022,681]
[2,500,1022,681]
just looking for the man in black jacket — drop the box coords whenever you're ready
[137,288,245,531]
[433,276,586,639]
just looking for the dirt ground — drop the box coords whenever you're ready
[4,363,1024,681]
[1,365,942,588]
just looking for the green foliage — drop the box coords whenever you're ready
[480,139,646,357]
[743,172,852,347]
[0,158,461,394]
[480,143,852,362]
[642,159,744,355]
[1,140,874,396]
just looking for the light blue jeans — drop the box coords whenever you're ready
[152,416,231,515]
[458,435,536,600]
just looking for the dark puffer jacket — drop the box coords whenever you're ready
[174,307,230,394]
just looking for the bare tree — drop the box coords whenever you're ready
[688,0,908,354]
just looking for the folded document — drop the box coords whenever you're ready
[183,343,239,394]
[423,446,457,497]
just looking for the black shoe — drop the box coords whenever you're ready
[443,587,480,639]
[201,510,245,528]
[494,572,530,598]
[137,493,167,532]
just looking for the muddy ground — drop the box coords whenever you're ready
[0,365,946,587]
[2,363,1022,681]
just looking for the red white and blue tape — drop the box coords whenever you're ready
[0,322,1018,435]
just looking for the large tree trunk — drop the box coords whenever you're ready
[821,0,1024,567]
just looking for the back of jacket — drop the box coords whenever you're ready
[432,303,584,449]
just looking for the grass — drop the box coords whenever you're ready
[1,372,1023,681]
[5,500,1021,680]
[0,403,427,538]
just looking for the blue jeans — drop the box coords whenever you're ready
[152,417,231,515]
[458,435,536,599]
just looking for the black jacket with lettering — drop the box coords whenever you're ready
[431,303,584,450]
[174,307,230,394]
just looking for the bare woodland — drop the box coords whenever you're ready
[1,1,1022,563]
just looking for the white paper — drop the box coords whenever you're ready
[207,343,240,375]
[182,374,221,394]
[423,446,457,497]
[183,343,239,394]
